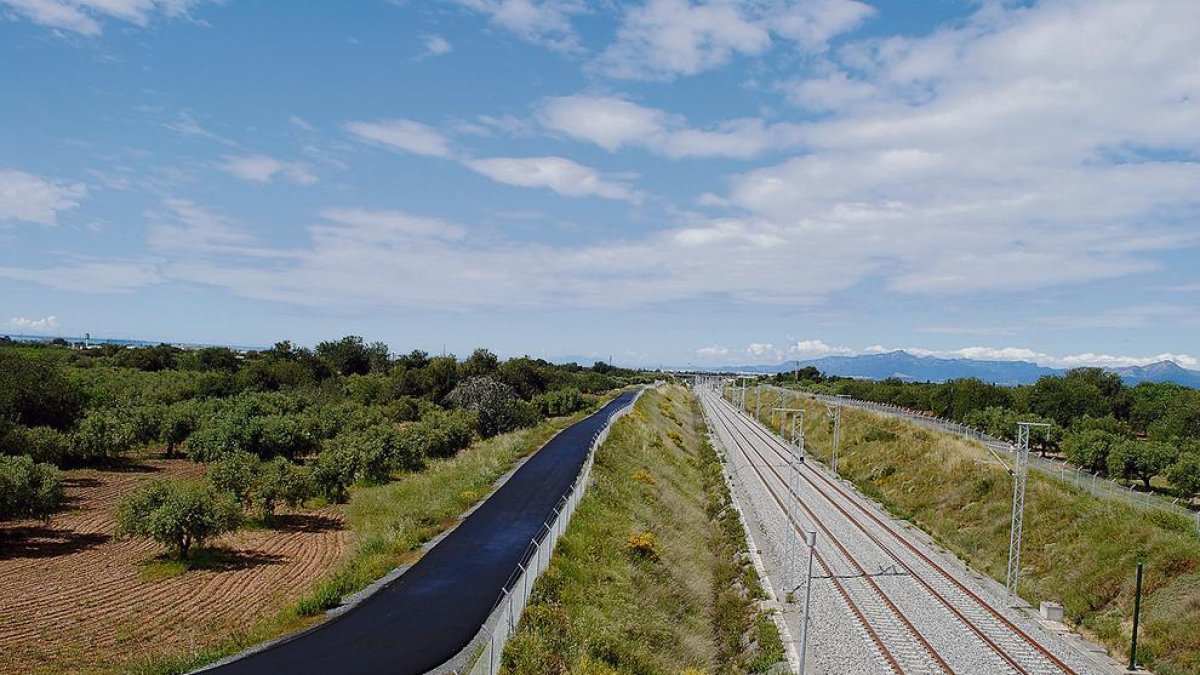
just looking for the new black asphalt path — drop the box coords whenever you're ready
[204,390,639,675]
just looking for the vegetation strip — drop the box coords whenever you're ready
[502,385,784,674]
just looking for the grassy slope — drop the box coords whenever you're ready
[126,406,604,675]
[751,387,1200,675]
[503,386,784,675]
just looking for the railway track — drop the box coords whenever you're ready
[700,388,1096,675]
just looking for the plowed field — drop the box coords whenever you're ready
[0,458,349,674]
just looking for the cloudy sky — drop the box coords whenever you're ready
[1,0,1197,368]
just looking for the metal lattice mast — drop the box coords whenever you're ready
[1006,421,1049,605]
[772,406,806,591]
[825,400,842,475]
[790,409,804,590]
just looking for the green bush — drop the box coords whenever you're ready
[70,408,138,462]
[1166,451,1200,498]
[208,450,260,507]
[1107,439,1177,488]
[313,445,358,503]
[252,457,314,520]
[0,351,84,430]
[0,454,64,520]
[159,401,200,457]
[535,388,585,417]
[16,426,72,464]
[446,376,540,437]
[1063,428,1124,474]
[116,479,241,559]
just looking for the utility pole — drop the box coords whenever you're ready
[1006,421,1050,605]
[824,399,843,475]
[774,406,806,590]
[1130,561,1144,671]
[798,530,817,675]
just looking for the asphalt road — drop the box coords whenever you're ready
[203,390,638,675]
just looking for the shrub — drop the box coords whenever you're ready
[0,352,85,430]
[625,531,660,560]
[1107,440,1177,488]
[208,450,260,507]
[1063,428,1123,474]
[159,402,200,457]
[313,445,358,503]
[535,388,585,417]
[252,457,314,520]
[632,469,655,485]
[1166,451,1200,498]
[446,376,540,437]
[185,415,248,462]
[0,455,63,520]
[408,409,476,459]
[116,479,240,559]
[17,426,71,465]
[70,409,138,462]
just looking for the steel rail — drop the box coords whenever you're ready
[704,393,950,675]
[720,391,1077,675]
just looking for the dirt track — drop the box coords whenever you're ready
[0,458,349,674]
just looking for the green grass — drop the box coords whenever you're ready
[502,386,784,674]
[751,387,1200,675]
[118,404,608,674]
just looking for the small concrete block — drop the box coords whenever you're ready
[1040,600,1064,622]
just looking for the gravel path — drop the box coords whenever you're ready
[699,388,1113,675]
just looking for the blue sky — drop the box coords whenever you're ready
[1,0,1198,369]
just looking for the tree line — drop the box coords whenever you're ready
[772,367,1200,498]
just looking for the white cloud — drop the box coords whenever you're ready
[465,156,642,201]
[0,168,86,225]
[164,110,240,147]
[288,115,315,131]
[218,154,317,185]
[805,341,1200,371]
[0,260,162,293]
[7,315,60,332]
[422,34,452,57]
[344,119,454,158]
[147,198,293,262]
[714,0,1200,296]
[449,0,585,52]
[596,0,873,80]
[318,208,466,241]
[1,0,214,35]
[2,0,99,34]
[790,339,854,358]
[540,94,803,159]
[540,96,670,152]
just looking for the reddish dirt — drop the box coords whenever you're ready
[0,458,349,674]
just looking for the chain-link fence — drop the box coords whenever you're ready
[763,385,1200,534]
[436,387,646,675]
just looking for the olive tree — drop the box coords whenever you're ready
[116,479,240,558]
[0,455,63,520]
[252,457,314,520]
[1062,429,1124,474]
[1107,440,1177,489]
[1166,450,1200,499]
[70,409,138,462]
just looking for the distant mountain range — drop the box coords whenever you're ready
[703,350,1200,388]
